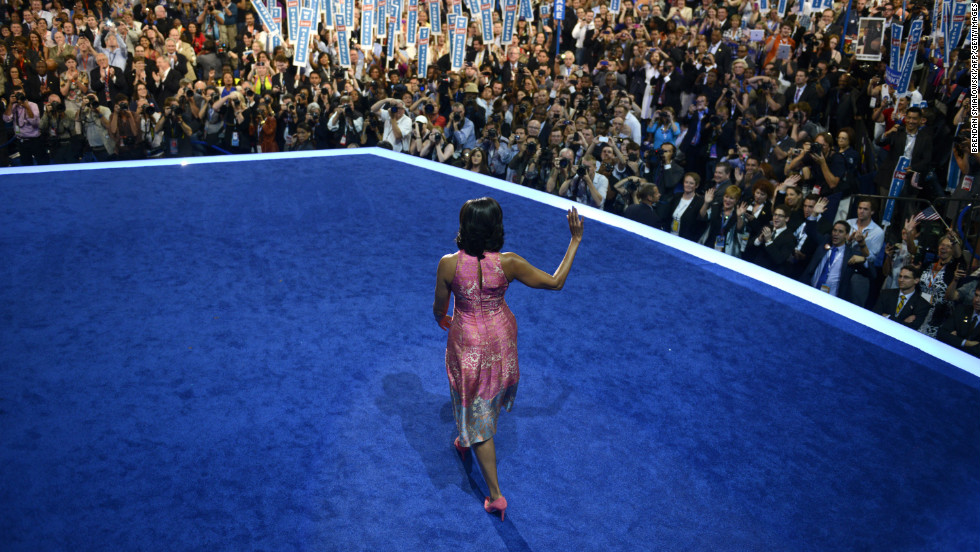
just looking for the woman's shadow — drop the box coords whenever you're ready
[376,371,571,499]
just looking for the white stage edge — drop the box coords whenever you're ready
[2,148,976,378]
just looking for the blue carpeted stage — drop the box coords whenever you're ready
[1,150,978,551]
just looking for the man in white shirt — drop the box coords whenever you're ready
[372,98,412,152]
[571,10,594,65]
[845,197,884,307]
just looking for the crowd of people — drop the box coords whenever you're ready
[1,0,978,354]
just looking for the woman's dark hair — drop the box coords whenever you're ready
[456,197,504,260]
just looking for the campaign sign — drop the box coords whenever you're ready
[345,0,354,36]
[292,7,314,67]
[430,0,442,33]
[378,0,387,36]
[337,12,351,66]
[387,11,397,56]
[881,157,909,225]
[502,0,517,44]
[323,0,333,26]
[884,66,901,87]
[519,0,533,20]
[609,0,620,13]
[822,0,832,9]
[480,0,494,41]
[466,0,479,16]
[451,15,467,71]
[287,0,300,39]
[407,0,418,44]
[947,0,969,59]
[777,0,787,17]
[417,26,430,78]
[947,123,962,192]
[254,0,282,38]
[554,0,564,20]
[390,0,403,33]
[889,22,902,72]
[271,6,283,48]
[447,13,457,59]
[450,0,462,15]
[758,0,768,11]
[361,0,375,46]
[896,19,922,95]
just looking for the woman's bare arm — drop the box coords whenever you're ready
[501,208,583,290]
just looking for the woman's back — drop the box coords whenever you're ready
[451,251,510,319]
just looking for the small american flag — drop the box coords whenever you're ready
[911,206,941,223]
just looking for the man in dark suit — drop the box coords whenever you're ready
[89,53,127,107]
[498,45,525,86]
[706,29,732,77]
[650,59,684,114]
[801,220,870,302]
[874,106,932,197]
[872,266,931,330]
[149,55,182,105]
[623,182,664,228]
[784,69,822,118]
[746,204,797,275]
[938,287,980,357]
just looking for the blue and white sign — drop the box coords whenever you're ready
[345,0,354,36]
[609,0,620,13]
[896,19,922,96]
[946,0,969,60]
[271,6,283,49]
[254,0,282,39]
[502,0,517,44]
[889,22,902,72]
[519,0,533,20]
[553,0,564,20]
[390,0,403,33]
[480,0,494,41]
[417,25,430,78]
[777,0,787,17]
[407,0,418,44]
[386,10,397,56]
[323,0,333,26]
[336,11,351,66]
[430,0,442,34]
[947,123,962,192]
[377,0,387,36]
[287,0,299,39]
[361,0,375,45]
[292,6,314,66]
[451,15,467,71]
[882,156,909,226]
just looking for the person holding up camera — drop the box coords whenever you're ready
[108,93,141,159]
[136,102,165,158]
[4,87,43,165]
[75,93,114,160]
[40,93,76,163]
[370,97,413,152]
[559,156,606,208]
[197,0,225,42]
[327,95,363,148]
[443,101,477,152]
[196,86,234,147]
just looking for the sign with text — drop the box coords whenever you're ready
[271,6,283,49]
[336,11,351,66]
[882,156,909,226]
[291,6,314,67]
[407,0,419,44]
[553,0,565,20]
[287,0,300,39]
[430,0,442,33]
[254,0,282,39]
[417,25,430,77]
[896,19,923,96]
[361,0,375,46]
[451,14,468,71]
[502,0,517,44]
[480,0,494,41]
[889,22,902,72]
[854,17,884,61]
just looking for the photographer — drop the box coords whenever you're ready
[545,147,576,194]
[370,98,413,152]
[4,88,43,165]
[443,101,477,151]
[75,93,114,161]
[761,116,795,181]
[196,0,225,42]
[285,123,314,151]
[40,93,75,164]
[559,156,606,208]
[647,107,680,150]
[419,124,454,163]
[327,95,363,148]
[109,94,141,159]
[221,90,251,152]
[641,142,684,198]
[196,86,233,147]
[137,102,165,158]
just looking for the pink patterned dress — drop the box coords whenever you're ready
[446,250,519,447]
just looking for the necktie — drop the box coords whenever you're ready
[815,246,838,290]
[896,294,906,316]
[104,70,110,102]
[794,86,802,103]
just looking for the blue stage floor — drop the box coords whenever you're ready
[1,151,977,551]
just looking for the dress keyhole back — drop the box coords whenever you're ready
[476,256,484,290]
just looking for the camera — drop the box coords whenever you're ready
[810,142,823,156]
[487,128,497,139]
[559,157,569,169]
[453,112,462,123]
[15,92,26,102]
[576,165,587,177]
[424,103,435,114]
[526,142,537,154]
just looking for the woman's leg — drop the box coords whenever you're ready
[472,437,502,500]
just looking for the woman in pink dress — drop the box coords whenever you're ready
[433,198,584,520]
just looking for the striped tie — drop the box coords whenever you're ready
[896,294,905,316]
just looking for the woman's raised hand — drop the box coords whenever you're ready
[567,207,584,241]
